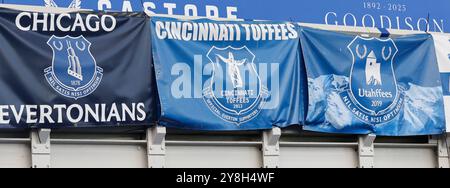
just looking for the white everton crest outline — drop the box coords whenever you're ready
[347,36,400,116]
[45,35,103,100]
[338,35,405,125]
[203,46,269,125]
[44,0,81,9]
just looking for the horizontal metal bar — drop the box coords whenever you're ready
[0,137,439,149]
[280,142,358,147]
[299,23,381,35]
[374,143,438,148]
[0,138,30,144]
[280,142,437,148]
[50,139,146,145]
[166,140,262,146]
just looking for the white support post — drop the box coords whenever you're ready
[30,129,51,168]
[447,133,450,167]
[430,134,449,168]
[262,127,281,168]
[358,134,376,168]
[146,126,166,168]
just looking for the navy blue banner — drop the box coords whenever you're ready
[2,0,450,32]
[300,27,446,136]
[151,17,302,130]
[0,8,156,128]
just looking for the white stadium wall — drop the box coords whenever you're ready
[0,128,448,168]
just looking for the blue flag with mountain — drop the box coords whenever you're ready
[151,17,302,130]
[300,27,446,136]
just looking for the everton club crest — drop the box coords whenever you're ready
[203,46,269,125]
[45,35,103,99]
[340,36,404,125]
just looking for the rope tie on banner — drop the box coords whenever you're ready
[377,27,390,38]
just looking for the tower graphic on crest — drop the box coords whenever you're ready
[365,51,382,86]
[66,41,83,81]
[45,35,103,100]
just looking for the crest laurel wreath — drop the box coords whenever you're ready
[44,0,81,9]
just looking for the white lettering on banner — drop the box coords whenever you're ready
[0,103,147,125]
[15,12,117,32]
[122,0,133,12]
[185,4,198,17]
[358,89,393,98]
[325,12,445,32]
[431,33,450,132]
[206,5,219,18]
[98,0,112,10]
[42,0,446,32]
[97,0,238,19]
[155,21,298,41]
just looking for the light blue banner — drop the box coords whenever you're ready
[2,0,450,32]
[300,27,446,136]
[151,17,302,130]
